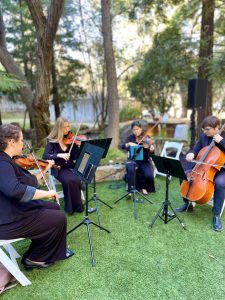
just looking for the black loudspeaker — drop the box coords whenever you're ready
[187,79,208,109]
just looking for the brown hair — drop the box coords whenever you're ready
[0,124,21,151]
[202,116,220,129]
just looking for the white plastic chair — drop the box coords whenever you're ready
[0,239,31,286]
[49,169,64,199]
[49,169,85,201]
[155,141,183,177]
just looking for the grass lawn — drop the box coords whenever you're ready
[2,177,225,300]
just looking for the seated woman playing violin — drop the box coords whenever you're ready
[176,116,225,232]
[121,120,155,195]
[42,117,84,215]
[0,124,73,270]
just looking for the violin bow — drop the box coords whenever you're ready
[68,123,82,156]
[137,120,160,145]
[24,141,60,205]
[191,159,225,169]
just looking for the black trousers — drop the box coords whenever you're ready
[124,160,155,192]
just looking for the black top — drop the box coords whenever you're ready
[42,142,80,176]
[0,151,42,225]
[121,134,152,162]
[191,132,225,157]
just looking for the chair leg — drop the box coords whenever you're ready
[0,248,31,286]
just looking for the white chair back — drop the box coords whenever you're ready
[155,141,183,177]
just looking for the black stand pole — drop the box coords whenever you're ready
[114,183,152,220]
[89,174,113,225]
[149,173,186,229]
[67,183,110,267]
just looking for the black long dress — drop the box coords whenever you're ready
[42,142,84,214]
[0,151,67,263]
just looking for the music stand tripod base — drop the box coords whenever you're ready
[68,142,111,267]
[149,155,186,230]
[88,174,113,226]
[115,187,152,220]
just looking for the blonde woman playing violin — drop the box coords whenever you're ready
[121,120,155,195]
[43,117,84,215]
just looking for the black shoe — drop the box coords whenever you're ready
[65,248,74,259]
[22,258,54,271]
[213,215,222,232]
[174,203,194,213]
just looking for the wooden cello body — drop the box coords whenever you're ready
[180,146,225,204]
[180,123,225,205]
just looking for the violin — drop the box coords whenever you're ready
[13,155,60,171]
[63,132,87,146]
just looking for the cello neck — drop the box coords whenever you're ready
[199,123,225,162]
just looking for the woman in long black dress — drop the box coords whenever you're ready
[121,120,155,194]
[0,124,72,270]
[42,117,84,214]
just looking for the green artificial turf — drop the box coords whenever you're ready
[2,177,225,300]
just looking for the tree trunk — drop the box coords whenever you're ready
[101,0,119,148]
[0,110,2,125]
[51,51,60,119]
[197,0,215,136]
[25,0,65,146]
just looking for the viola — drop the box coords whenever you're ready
[13,155,60,171]
[63,132,87,146]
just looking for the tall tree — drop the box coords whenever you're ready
[0,0,65,146]
[197,0,215,134]
[101,0,119,148]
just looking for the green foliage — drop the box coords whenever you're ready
[119,106,142,122]
[128,24,196,114]
[0,71,22,92]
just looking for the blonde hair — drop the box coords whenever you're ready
[47,117,70,142]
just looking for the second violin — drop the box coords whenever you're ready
[63,132,87,146]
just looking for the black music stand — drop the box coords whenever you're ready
[114,159,153,220]
[80,138,113,225]
[67,142,110,267]
[149,155,186,229]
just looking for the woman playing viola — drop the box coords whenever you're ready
[176,116,225,232]
[0,124,72,270]
[121,120,155,195]
[42,117,84,215]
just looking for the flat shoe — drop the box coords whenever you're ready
[22,258,54,271]
[142,189,148,195]
[65,248,74,259]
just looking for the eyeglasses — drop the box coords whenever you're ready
[202,127,213,132]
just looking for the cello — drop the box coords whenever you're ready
[180,123,225,204]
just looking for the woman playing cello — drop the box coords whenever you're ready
[176,116,225,232]
[42,117,84,215]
